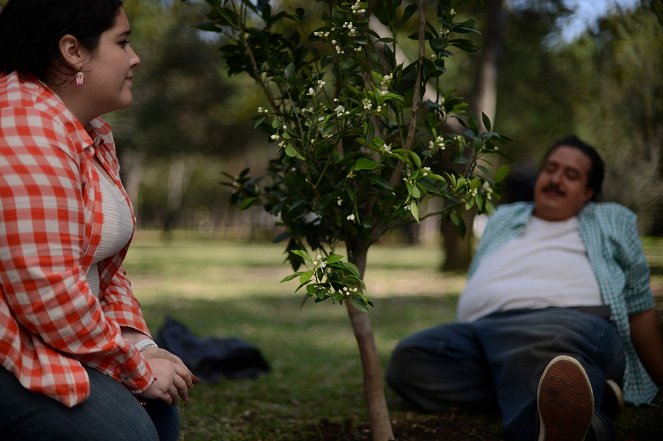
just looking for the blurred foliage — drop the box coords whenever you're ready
[557,7,663,234]
[115,0,264,159]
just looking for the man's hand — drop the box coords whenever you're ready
[630,308,663,386]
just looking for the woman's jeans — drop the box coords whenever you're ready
[0,365,180,441]
[386,307,625,441]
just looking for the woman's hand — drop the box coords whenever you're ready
[140,347,198,405]
[137,357,190,405]
[121,329,198,404]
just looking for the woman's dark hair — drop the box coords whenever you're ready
[543,134,605,201]
[0,0,123,81]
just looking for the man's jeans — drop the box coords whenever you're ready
[0,365,179,441]
[386,307,625,441]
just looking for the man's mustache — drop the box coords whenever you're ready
[542,184,565,196]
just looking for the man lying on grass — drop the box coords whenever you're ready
[387,135,663,441]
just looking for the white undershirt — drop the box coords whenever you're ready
[85,169,133,297]
[456,216,602,322]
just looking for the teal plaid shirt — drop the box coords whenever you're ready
[469,202,658,405]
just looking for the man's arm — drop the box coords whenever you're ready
[630,308,663,386]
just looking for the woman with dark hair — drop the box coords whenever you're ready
[0,1,196,440]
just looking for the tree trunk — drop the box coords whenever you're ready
[346,239,394,441]
[441,0,509,271]
[118,148,146,222]
[162,157,193,239]
[440,210,475,271]
[472,0,509,128]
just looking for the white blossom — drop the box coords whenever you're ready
[351,1,366,15]
[429,135,446,151]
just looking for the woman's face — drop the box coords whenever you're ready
[81,8,140,118]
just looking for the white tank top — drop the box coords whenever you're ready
[85,168,133,297]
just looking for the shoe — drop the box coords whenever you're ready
[601,379,624,419]
[537,355,594,441]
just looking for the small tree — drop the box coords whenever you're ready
[191,1,508,439]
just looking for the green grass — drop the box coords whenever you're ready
[124,229,663,441]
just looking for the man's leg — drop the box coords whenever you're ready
[386,322,497,412]
[474,308,625,441]
[0,366,167,441]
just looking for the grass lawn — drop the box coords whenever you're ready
[125,230,663,441]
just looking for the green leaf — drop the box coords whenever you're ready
[239,196,258,210]
[325,254,345,264]
[285,145,305,160]
[299,269,314,284]
[427,172,446,182]
[482,112,492,131]
[306,283,318,297]
[450,210,460,226]
[284,62,295,79]
[494,164,510,183]
[351,296,370,312]
[407,183,421,198]
[409,200,419,222]
[341,261,361,278]
[402,4,417,23]
[392,149,421,168]
[353,158,380,171]
[408,151,422,168]
[290,250,312,262]
[253,116,266,129]
[280,273,301,283]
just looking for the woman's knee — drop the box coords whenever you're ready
[0,376,160,441]
[75,368,161,441]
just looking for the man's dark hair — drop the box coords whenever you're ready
[543,134,604,201]
[0,0,123,81]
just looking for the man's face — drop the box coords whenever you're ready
[533,145,594,221]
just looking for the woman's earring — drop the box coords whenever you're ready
[74,70,85,86]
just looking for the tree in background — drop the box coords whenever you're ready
[111,0,266,233]
[439,0,511,270]
[553,5,663,234]
[189,0,508,439]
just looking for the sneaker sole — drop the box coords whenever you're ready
[537,355,594,441]
[602,379,625,419]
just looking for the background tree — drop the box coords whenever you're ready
[555,4,663,234]
[112,0,266,233]
[439,0,511,270]
[188,0,509,439]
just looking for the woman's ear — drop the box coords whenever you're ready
[58,34,87,70]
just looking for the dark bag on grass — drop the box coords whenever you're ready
[155,316,270,383]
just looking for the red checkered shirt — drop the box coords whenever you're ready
[0,72,154,407]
